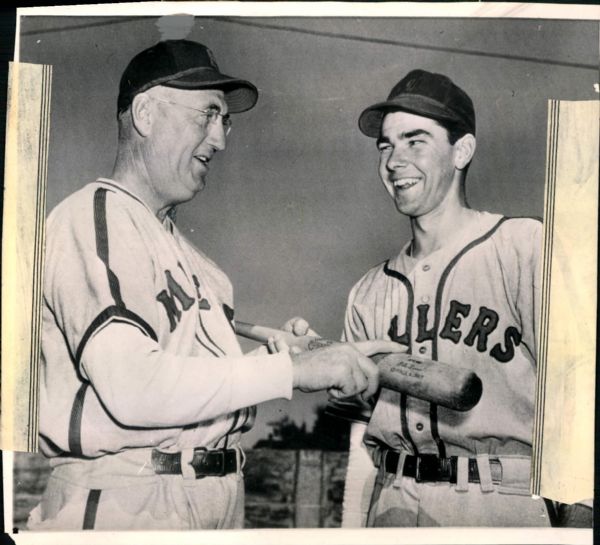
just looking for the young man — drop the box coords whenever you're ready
[30,39,400,531]
[339,69,557,527]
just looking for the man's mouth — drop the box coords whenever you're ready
[195,154,212,167]
[392,178,419,191]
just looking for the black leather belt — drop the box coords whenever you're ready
[384,452,502,484]
[151,448,238,479]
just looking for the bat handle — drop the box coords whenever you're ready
[235,321,297,344]
[235,321,325,352]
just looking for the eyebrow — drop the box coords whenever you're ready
[403,129,432,139]
[377,128,433,146]
[205,102,226,113]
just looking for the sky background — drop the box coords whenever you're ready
[18,13,599,447]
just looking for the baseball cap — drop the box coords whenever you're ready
[358,69,475,138]
[117,40,258,114]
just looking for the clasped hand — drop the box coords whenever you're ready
[267,317,405,400]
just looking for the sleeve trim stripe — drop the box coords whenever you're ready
[68,383,88,456]
[75,305,159,366]
[93,187,125,308]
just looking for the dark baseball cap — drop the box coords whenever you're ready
[358,69,475,138]
[117,40,258,115]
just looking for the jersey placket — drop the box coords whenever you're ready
[405,256,440,455]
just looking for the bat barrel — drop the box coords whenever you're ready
[377,353,483,412]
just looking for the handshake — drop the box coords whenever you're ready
[246,316,403,401]
[239,318,483,411]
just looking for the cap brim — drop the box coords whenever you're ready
[163,69,258,113]
[358,95,463,138]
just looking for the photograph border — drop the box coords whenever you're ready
[2,3,598,543]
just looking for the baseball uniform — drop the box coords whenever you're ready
[29,178,293,530]
[341,210,550,526]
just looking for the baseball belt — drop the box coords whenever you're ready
[383,451,502,484]
[151,448,239,479]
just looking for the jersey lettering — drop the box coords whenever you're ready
[192,274,211,310]
[388,315,410,346]
[156,270,194,331]
[390,302,520,362]
[463,306,499,352]
[415,304,435,342]
[490,326,522,363]
[222,304,235,331]
[439,300,471,344]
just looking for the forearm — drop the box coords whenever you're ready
[82,323,293,428]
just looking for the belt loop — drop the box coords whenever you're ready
[181,448,196,480]
[393,451,407,489]
[476,454,494,492]
[239,447,246,470]
[455,456,469,492]
[372,446,383,468]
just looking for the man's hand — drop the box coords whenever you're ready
[291,340,405,400]
[281,316,319,337]
[264,316,406,399]
[267,316,319,355]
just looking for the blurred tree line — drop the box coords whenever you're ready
[253,405,350,451]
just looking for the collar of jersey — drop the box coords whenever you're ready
[387,210,503,274]
[94,178,174,230]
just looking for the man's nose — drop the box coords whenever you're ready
[207,121,227,152]
[386,147,408,171]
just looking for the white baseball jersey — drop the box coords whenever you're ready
[40,178,292,472]
[342,211,541,460]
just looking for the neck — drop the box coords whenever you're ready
[111,146,171,221]
[408,187,474,259]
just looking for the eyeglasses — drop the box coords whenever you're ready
[152,97,232,135]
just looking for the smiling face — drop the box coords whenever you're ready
[377,111,462,218]
[141,86,228,211]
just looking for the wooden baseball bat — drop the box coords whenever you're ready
[234,321,482,412]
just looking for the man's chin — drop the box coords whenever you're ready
[394,199,411,215]
[191,176,207,194]
[174,179,206,206]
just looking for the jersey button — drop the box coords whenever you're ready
[416,423,424,431]
[418,346,427,355]
[422,264,431,272]
[421,295,430,303]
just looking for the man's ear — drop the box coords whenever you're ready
[130,93,153,137]
[454,133,476,170]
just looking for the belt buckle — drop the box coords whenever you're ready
[415,455,440,483]
[191,448,226,478]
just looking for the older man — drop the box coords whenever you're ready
[338,69,570,527]
[29,40,398,531]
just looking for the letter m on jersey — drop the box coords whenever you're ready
[156,270,194,331]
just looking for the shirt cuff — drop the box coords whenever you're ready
[230,350,294,407]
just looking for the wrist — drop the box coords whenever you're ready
[290,352,304,389]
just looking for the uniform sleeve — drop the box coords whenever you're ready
[81,323,292,428]
[45,190,163,373]
[515,219,542,364]
[45,191,293,428]
[341,281,370,344]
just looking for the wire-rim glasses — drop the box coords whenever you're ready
[152,96,232,135]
